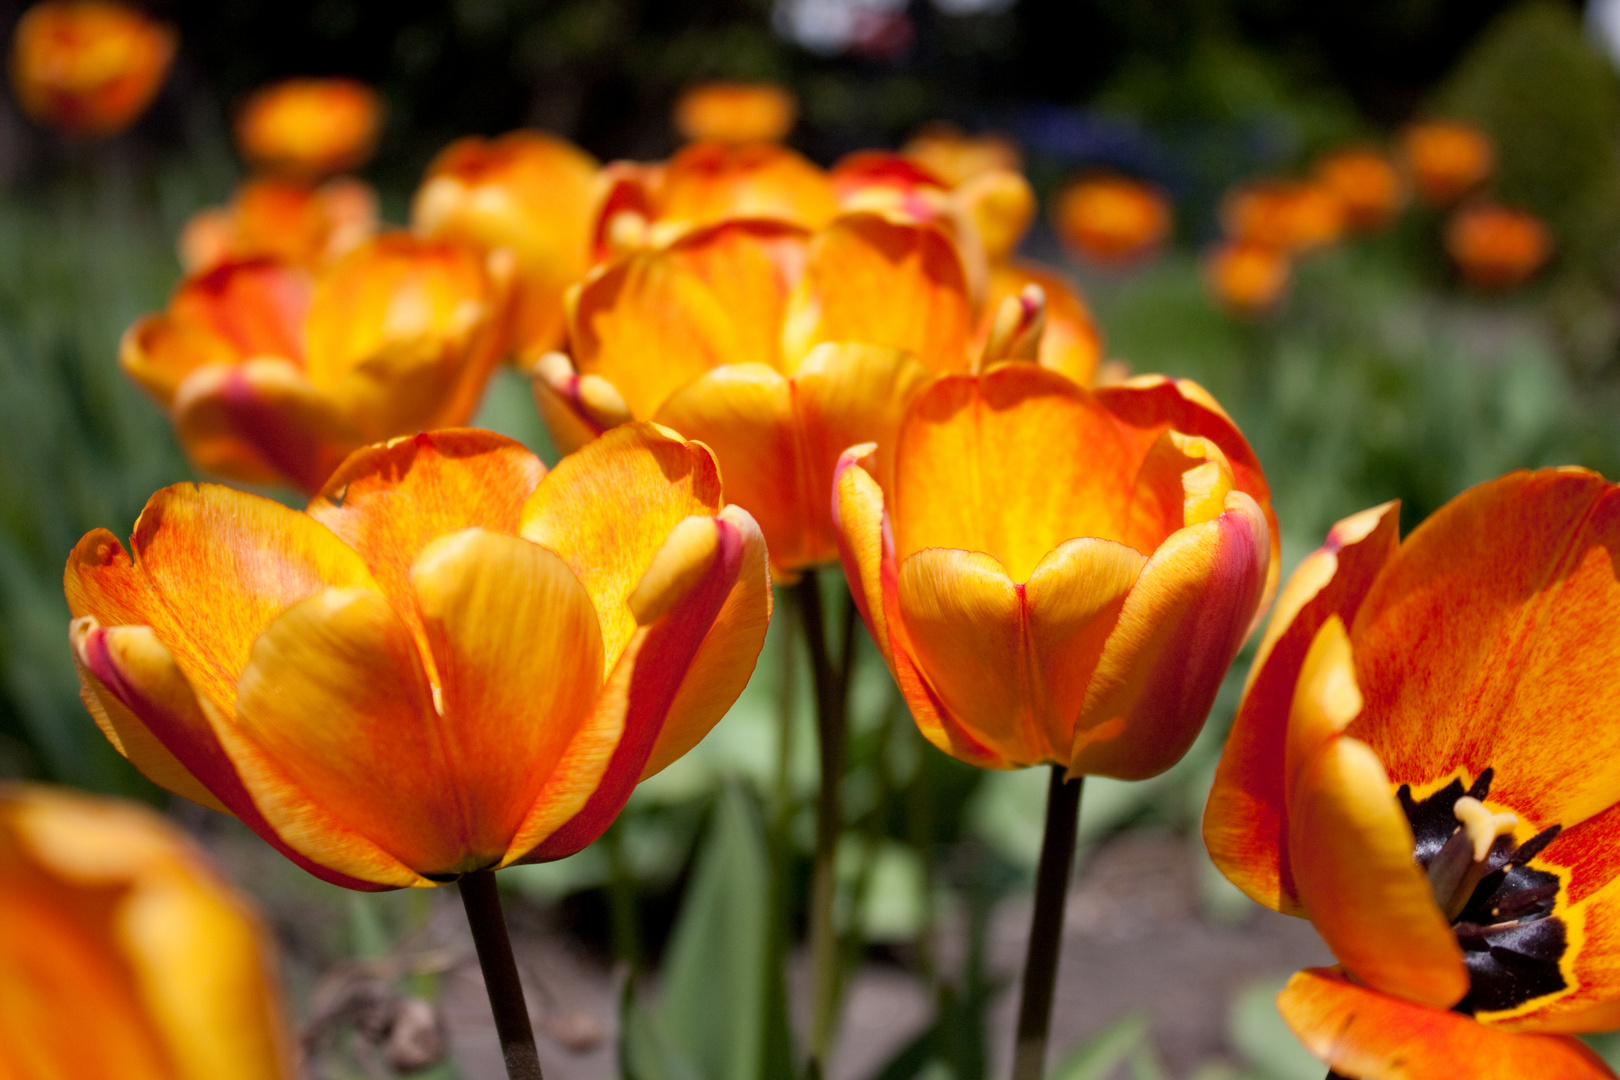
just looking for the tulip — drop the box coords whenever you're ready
[0,783,292,1079]
[120,233,510,494]
[1204,470,1620,1079]
[1445,202,1552,291]
[1314,147,1404,233]
[9,0,174,137]
[902,121,1022,187]
[673,80,797,144]
[66,425,770,890]
[1204,240,1291,317]
[236,77,383,180]
[834,363,1276,776]
[1051,174,1172,266]
[1401,119,1493,206]
[593,140,837,259]
[413,130,600,362]
[179,176,378,273]
[1221,179,1346,253]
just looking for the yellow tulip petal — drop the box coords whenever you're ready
[411,528,605,866]
[1289,737,1468,1008]
[656,141,837,234]
[833,446,893,665]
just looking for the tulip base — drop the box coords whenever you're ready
[459,869,543,1080]
[1010,766,1083,1080]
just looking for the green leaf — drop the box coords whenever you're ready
[1050,1011,1149,1080]
[1227,978,1323,1080]
[655,785,794,1080]
[621,981,703,1080]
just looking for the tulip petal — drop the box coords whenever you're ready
[1289,731,1467,1008]
[1074,493,1270,779]
[233,587,461,879]
[657,142,837,235]
[781,213,975,373]
[65,485,377,720]
[68,615,393,891]
[1204,502,1399,914]
[308,429,546,621]
[833,447,894,666]
[1348,469,1620,831]
[171,359,363,494]
[119,314,239,406]
[1278,968,1617,1080]
[570,220,810,419]
[512,508,765,861]
[982,262,1103,387]
[893,365,1140,582]
[522,423,724,668]
[166,258,312,365]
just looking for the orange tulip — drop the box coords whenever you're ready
[1051,174,1172,265]
[593,141,837,260]
[979,261,1103,388]
[178,176,378,274]
[9,0,174,136]
[0,783,292,1078]
[120,234,510,494]
[1401,119,1494,206]
[66,426,771,890]
[1204,240,1291,317]
[1445,202,1552,291]
[833,365,1278,776]
[1314,147,1404,233]
[1221,179,1346,253]
[413,130,600,363]
[1204,470,1620,1079]
[902,121,1021,187]
[673,80,797,144]
[236,77,382,179]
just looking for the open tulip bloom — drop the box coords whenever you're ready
[1205,469,1620,1079]
[834,360,1277,1077]
[66,425,770,1075]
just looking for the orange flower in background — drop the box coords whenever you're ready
[413,130,600,363]
[236,77,383,179]
[541,213,971,577]
[0,783,292,1078]
[834,365,1278,777]
[673,80,797,144]
[179,176,377,273]
[120,234,510,494]
[1315,147,1404,233]
[1401,119,1493,206]
[66,426,771,890]
[9,0,174,136]
[1221,179,1346,253]
[1205,240,1291,317]
[1445,202,1552,291]
[593,141,837,260]
[1204,471,1620,1079]
[1051,174,1172,265]
[902,121,1021,187]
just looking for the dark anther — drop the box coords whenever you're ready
[1467,768,1494,801]
[1508,825,1562,867]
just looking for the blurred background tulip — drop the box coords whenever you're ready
[1220,180,1346,254]
[1051,173,1172,266]
[1401,118,1495,205]
[235,77,383,180]
[178,176,377,273]
[120,234,510,494]
[66,426,770,888]
[1445,200,1552,290]
[8,0,173,137]
[1204,240,1291,317]
[1205,470,1620,1078]
[412,129,600,364]
[1314,147,1405,233]
[673,80,797,145]
[0,783,292,1079]
[902,121,1022,187]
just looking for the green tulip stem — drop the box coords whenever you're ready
[798,570,855,1069]
[1010,766,1084,1080]
[459,869,544,1080]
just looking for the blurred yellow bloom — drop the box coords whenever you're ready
[121,234,510,494]
[673,81,797,144]
[1052,174,1172,266]
[902,121,1021,187]
[1314,147,1405,233]
[0,783,291,1079]
[1401,119,1493,207]
[1205,240,1291,318]
[413,130,600,363]
[9,0,174,136]
[236,77,383,179]
[178,176,378,273]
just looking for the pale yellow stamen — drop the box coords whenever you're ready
[1454,796,1518,863]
